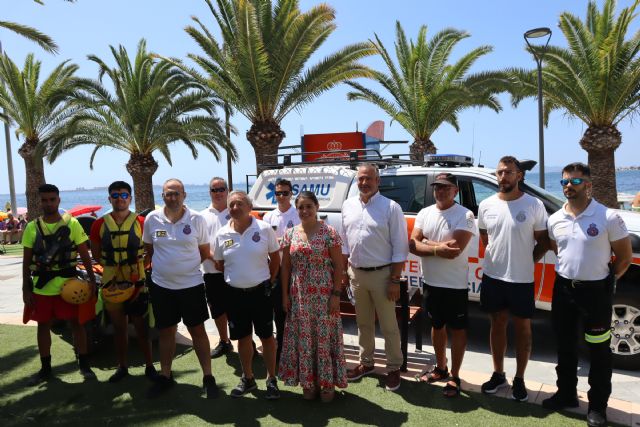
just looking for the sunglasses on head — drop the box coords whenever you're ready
[210,187,227,193]
[275,191,290,197]
[110,192,130,200]
[560,178,587,186]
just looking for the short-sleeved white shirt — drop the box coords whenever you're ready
[415,203,477,289]
[142,207,209,290]
[263,205,300,241]
[200,205,230,274]
[548,199,628,281]
[478,193,548,283]
[213,217,280,288]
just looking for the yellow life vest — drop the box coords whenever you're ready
[99,212,144,285]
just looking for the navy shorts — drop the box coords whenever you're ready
[480,274,535,319]
[149,282,209,329]
[424,284,469,330]
[226,283,274,340]
[204,273,228,319]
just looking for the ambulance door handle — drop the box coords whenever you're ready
[319,214,328,220]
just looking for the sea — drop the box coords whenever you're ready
[2,170,639,215]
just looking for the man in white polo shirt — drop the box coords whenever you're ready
[143,179,218,399]
[543,162,631,427]
[262,178,300,366]
[342,163,409,392]
[200,176,233,359]
[478,156,549,402]
[213,191,281,399]
[409,173,477,398]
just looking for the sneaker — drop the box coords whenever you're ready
[542,392,579,411]
[385,369,401,391]
[587,409,607,427]
[511,377,528,402]
[108,366,129,383]
[265,377,280,400]
[347,364,375,381]
[145,365,159,381]
[230,376,258,398]
[210,340,233,359]
[203,375,219,399]
[147,374,176,398]
[79,366,97,380]
[481,372,507,394]
[27,368,51,386]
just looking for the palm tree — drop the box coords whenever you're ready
[51,39,236,211]
[0,21,58,54]
[511,0,640,208]
[184,0,376,173]
[0,53,79,217]
[346,22,512,163]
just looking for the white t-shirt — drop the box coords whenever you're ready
[415,203,477,289]
[263,205,300,241]
[200,205,230,274]
[548,199,628,281]
[213,217,280,288]
[478,193,548,283]
[142,207,209,290]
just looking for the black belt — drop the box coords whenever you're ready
[229,283,263,292]
[557,275,610,287]
[355,264,391,272]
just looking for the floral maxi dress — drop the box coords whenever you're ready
[278,223,348,389]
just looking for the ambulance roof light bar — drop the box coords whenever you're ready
[424,154,474,167]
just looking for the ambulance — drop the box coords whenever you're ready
[249,152,640,370]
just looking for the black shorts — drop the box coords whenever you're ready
[226,282,274,340]
[480,274,535,319]
[149,282,209,329]
[424,284,468,330]
[204,273,228,319]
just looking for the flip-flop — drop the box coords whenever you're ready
[443,376,461,398]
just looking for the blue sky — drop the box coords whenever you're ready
[1,0,639,193]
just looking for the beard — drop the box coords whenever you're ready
[498,182,515,193]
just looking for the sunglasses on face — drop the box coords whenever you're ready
[275,191,290,197]
[210,187,227,193]
[560,178,587,186]
[110,192,130,200]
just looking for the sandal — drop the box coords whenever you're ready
[320,387,335,403]
[443,376,461,398]
[415,366,449,383]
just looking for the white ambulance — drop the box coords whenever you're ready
[248,154,640,370]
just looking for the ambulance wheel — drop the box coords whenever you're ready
[611,291,640,371]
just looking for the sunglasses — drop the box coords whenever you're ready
[110,192,130,200]
[560,178,588,186]
[210,187,227,193]
[275,191,290,197]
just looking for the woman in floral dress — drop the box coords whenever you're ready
[279,191,347,402]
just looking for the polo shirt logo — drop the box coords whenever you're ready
[587,223,599,237]
[155,230,167,238]
[252,231,261,242]
[516,211,527,222]
[287,220,294,228]
[224,239,233,248]
[183,224,192,235]
[225,214,231,220]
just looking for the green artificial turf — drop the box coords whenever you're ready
[0,324,590,426]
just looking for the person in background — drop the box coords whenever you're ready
[544,162,632,427]
[279,191,347,402]
[22,184,97,385]
[90,181,156,383]
[142,179,218,399]
[632,191,640,212]
[341,163,409,392]
[262,178,300,366]
[4,213,20,244]
[409,173,477,398]
[477,156,549,402]
[213,191,281,399]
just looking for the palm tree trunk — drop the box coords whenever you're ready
[126,153,158,213]
[247,121,285,175]
[579,126,621,209]
[17,139,46,218]
[409,139,436,164]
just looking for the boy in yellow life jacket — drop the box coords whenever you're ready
[90,181,157,382]
[22,184,98,384]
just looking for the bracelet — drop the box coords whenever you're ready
[331,289,342,296]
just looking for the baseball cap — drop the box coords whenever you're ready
[431,173,458,187]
